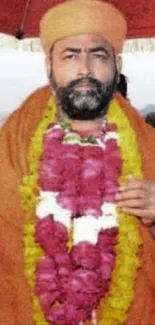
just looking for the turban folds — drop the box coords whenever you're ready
[40,0,127,54]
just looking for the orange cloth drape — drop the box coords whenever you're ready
[0,86,155,324]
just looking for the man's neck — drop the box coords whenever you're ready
[70,118,104,136]
[57,110,105,136]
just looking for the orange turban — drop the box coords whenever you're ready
[40,0,127,55]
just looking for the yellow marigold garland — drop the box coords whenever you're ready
[20,98,57,325]
[20,97,142,325]
[96,99,142,325]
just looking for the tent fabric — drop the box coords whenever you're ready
[0,0,155,39]
[1,34,155,53]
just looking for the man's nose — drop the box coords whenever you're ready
[77,55,92,77]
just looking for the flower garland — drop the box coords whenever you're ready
[20,98,57,324]
[34,121,121,324]
[96,100,142,325]
[20,97,142,325]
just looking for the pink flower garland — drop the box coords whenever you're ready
[35,122,122,325]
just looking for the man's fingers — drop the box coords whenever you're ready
[116,177,155,224]
[117,198,147,209]
[115,189,146,202]
[119,177,148,192]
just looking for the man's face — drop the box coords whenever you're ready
[47,34,121,120]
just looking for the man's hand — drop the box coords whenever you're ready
[115,175,155,226]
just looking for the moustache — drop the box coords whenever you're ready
[66,77,102,91]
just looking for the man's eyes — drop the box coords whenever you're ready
[62,53,108,60]
[63,54,77,60]
[92,53,108,60]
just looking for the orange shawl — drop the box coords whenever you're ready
[0,86,155,325]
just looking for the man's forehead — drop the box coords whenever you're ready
[53,34,113,52]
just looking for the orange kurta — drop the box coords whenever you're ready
[0,86,155,325]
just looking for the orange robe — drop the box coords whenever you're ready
[0,86,155,325]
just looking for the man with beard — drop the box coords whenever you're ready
[47,36,119,122]
[0,0,155,324]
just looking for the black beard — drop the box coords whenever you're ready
[50,73,118,120]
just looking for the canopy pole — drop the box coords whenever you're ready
[15,0,31,39]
